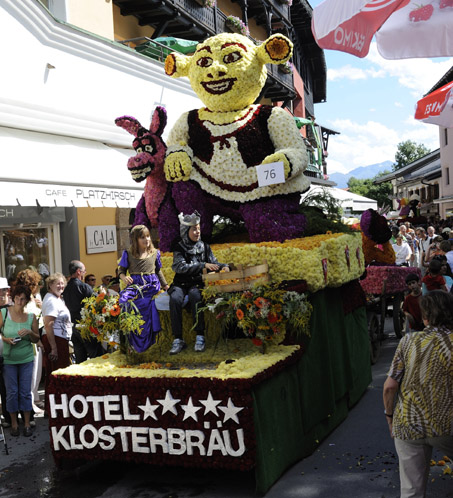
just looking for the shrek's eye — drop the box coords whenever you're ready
[197,57,213,67]
[136,147,143,153]
[145,145,153,152]
[223,51,241,64]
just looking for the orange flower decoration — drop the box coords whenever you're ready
[96,293,106,303]
[236,309,244,320]
[110,305,121,317]
[254,297,268,308]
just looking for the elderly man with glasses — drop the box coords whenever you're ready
[62,261,104,363]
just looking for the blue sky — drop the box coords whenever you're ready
[309,0,453,174]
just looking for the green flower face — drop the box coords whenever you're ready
[188,33,266,112]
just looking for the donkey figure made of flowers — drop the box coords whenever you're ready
[115,106,179,248]
[162,32,310,245]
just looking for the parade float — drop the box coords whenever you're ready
[47,32,372,494]
[359,209,421,362]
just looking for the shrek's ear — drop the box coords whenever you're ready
[257,34,293,65]
[164,52,191,78]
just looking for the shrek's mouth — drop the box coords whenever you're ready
[201,78,236,94]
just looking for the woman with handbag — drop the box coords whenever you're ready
[0,285,39,437]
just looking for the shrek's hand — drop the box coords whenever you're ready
[262,152,291,179]
[164,151,192,182]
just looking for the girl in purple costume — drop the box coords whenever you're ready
[118,225,169,352]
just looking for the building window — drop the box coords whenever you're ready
[446,167,450,186]
[445,128,449,147]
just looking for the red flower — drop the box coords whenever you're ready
[236,309,244,320]
[89,326,99,336]
[268,312,280,324]
[251,338,262,346]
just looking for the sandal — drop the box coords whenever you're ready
[23,426,33,437]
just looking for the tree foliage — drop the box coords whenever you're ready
[393,140,430,171]
[347,171,393,209]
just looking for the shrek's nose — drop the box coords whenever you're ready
[207,62,227,78]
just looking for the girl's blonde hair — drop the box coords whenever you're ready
[130,225,155,258]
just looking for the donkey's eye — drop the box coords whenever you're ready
[136,147,143,153]
[145,145,153,152]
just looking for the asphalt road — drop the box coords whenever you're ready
[1,320,452,498]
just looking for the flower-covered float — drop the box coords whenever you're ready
[359,209,421,343]
[47,32,372,494]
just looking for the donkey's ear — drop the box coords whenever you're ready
[115,116,147,137]
[150,106,167,137]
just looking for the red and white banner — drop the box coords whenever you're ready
[415,81,453,128]
[312,0,453,60]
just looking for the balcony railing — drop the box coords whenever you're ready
[117,7,296,102]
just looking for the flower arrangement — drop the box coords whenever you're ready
[197,0,216,6]
[202,283,312,350]
[225,16,250,36]
[279,61,294,74]
[77,291,144,346]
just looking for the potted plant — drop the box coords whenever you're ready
[225,16,250,36]
[194,0,216,7]
[279,61,293,74]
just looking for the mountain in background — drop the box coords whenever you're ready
[329,160,393,189]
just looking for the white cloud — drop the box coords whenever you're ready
[394,102,403,108]
[366,44,453,97]
[326,118,439,174]
[327,43,452,97]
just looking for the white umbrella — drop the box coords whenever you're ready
[312,0,453,59]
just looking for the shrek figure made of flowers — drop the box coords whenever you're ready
[161,32,310,248]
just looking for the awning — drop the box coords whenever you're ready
[415,80,453,129]
[0,181,141,208]
[0,126,143,207]
[301,186,377,212]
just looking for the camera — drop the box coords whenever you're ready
[12,337,21,343]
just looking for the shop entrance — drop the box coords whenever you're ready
[0,224,60,283]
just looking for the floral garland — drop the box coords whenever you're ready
[201,283,312,349]
[160,232,363,293]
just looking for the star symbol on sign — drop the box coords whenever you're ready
[137,397,160,421]
[157,389,181,416]
[181,396,202,422]
[218,397,244,424]
[199,391,222,416]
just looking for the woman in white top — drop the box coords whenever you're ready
[41,273,72,392]
[392,236,412,266]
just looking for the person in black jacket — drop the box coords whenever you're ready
[169,212,229,354]
[63,260,104,363]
